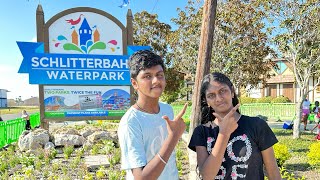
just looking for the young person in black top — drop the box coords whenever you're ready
[188,72,281,180]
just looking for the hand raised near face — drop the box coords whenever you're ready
[162,103,188,139]
[213,104,240,136]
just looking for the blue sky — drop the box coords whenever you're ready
[0,0,191,100]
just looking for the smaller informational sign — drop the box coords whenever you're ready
[44,86,130,118]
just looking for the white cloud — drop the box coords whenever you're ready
[0,64,38,100]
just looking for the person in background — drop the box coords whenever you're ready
[301,98,311,131]
[21,110,31,130]
[0,116,3,121]
[311,101,320,134]
[315,124,320,140]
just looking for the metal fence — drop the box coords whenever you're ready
[173,103,316,121]
[240,103,296,120]
[0,113,40,149]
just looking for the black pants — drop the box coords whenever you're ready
[26,120,31,130]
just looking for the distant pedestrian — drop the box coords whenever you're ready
[311,101,320,134]
[21,110,31,130]
[315,124,320,140]
[301,98,311,131]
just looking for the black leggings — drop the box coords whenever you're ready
[26,120,31,130]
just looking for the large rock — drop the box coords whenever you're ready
[54,134,85,146]
[108,130,118,142]
[18,131,32,151]
[18,129,50,151]
[79,127,100,138]
[44,142,55,150]
[87,131,113,143]
[52,128,79,135]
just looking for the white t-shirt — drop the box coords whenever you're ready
[302,100,311,110]
[117,102,178,180]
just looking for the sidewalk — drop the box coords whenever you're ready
[1,111,38,121]
[267,120,316,131]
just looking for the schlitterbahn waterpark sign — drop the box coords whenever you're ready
[18,42,130,85]
[17,6,146,123]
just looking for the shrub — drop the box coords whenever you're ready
[96,166,106,179]
[91,144,100,155]
[161,91,180,104]
[277,166,305,180]
[107,169,125,180]
[271,96,291,103]
[307,142,320,168]
[273,143,291,167]
[63,145,74,159]
[256,96,273,103]
[239,97,256,104]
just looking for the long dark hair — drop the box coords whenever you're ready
[200,72,240,124]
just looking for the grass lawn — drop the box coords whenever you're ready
[0,106,39,115]
[272,129,320,179]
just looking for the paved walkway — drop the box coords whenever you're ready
[0,111,38,121]
[267,120,317,132]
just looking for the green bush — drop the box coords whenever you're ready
[277,166,305,180]
[63,145,74,159]
[256,96,274,103]
[273,143,291,167]
[239,97,256,104]
[307,142,320,168]
[271,96,291,103]
[161,91,180,104]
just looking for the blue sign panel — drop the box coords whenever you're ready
[18,42,131,85]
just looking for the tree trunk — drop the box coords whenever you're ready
[189,0,218,141]
[188,0,218,179]
[293,100,302,138]
[293,87,307,139]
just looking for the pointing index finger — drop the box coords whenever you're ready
[176,103,188,120]
[226,104,240,117]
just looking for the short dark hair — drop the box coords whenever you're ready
[128,50,165,79]
[200,72,240,124]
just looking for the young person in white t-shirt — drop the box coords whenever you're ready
[301,98,311,131]
[117,50,187,180]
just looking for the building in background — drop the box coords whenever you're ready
[247,58,320,103]
[0,89,9,108]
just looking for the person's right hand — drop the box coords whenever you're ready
[213,104,240,136]
[162,103,188,139]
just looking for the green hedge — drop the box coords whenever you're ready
[239,97,256,104]
[271,96,291,103]
[240,96,291,104]
[256,96,274,103]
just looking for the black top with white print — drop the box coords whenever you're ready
[188,115,278,180]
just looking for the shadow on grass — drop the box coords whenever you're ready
[273,129,293,137]
[285,163,310,171]
[291,148,309,153]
